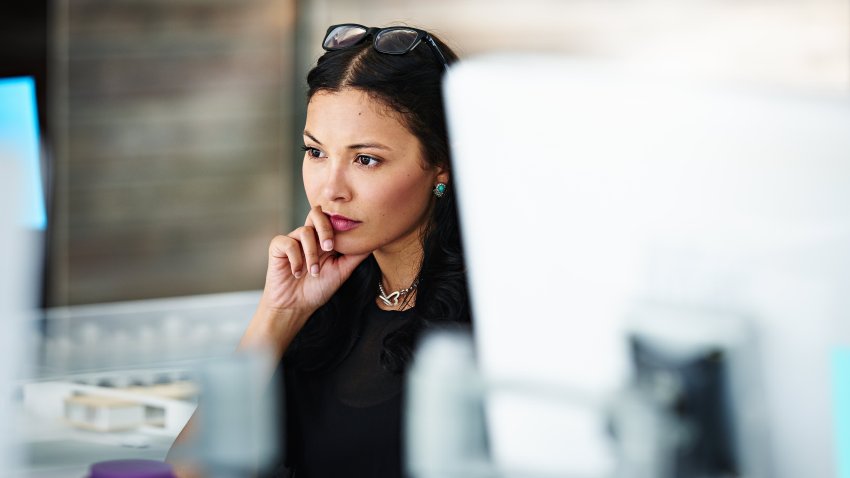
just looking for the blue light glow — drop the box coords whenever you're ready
[0,76,46,230]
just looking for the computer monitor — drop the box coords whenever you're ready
[0,76,47,230]
[0,75,45,472]
[445,56,850,477]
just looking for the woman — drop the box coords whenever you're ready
[170,23,469,477]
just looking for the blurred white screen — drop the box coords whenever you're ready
[445,55,850,477]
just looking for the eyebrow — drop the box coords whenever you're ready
[303,130,393,151]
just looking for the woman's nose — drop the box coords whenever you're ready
[322,162,351,202]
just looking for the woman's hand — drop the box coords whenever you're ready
[259,206,369,317]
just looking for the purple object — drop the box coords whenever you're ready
[89,459,174,478]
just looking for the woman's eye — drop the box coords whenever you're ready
[356,155,379,167]
[301,146,324,158]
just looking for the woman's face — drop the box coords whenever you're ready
[302,88,447,256]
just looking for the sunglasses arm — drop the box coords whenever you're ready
[424,36,450,70]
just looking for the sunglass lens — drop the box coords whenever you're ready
[374,28,419,54]
[323,25,368,50]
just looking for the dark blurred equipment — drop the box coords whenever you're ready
[630,339,737,477]
[621,300,767,478]
[0,0,52,310]
[0,0,48,139]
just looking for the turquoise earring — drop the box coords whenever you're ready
[433,182,447,198]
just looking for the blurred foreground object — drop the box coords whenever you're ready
[194,350,278,475]
[163,349,279,478]
[406,330,490,478]
[0,75,43,474]
[442,55,850,477]
[0,134,32,477]
[407,322,757,478]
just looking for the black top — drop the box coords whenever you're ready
[275,302,413,478]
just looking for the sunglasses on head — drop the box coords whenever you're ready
[322,23,450,70]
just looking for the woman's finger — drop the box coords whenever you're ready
[305,206,335,252]
[297,225,321,277]
[270,234,304,278]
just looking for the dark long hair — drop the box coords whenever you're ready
[286,28,469,374]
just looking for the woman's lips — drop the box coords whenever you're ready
[328,214,362,232]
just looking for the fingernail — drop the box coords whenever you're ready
[310,264,319,276]
[322,239,333,251]
[294,270,302,279]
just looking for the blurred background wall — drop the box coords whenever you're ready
[1,0,847,306]
[301,0,848,93]
[49,0,295,305]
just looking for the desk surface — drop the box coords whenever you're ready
[11,400,175,478]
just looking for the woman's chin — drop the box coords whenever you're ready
[333,240,375,257]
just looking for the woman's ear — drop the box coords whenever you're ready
[435,167,450,186]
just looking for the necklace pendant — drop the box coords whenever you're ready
[379,291,400,306]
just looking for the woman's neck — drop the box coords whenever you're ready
[373,233,423,294]
[374,251,421,294]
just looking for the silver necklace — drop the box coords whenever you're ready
[377,279,419,307]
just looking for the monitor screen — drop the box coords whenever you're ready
[0,76,46,230]
[445,55,850,478]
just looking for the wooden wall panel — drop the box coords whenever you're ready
[51,0,295,305]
